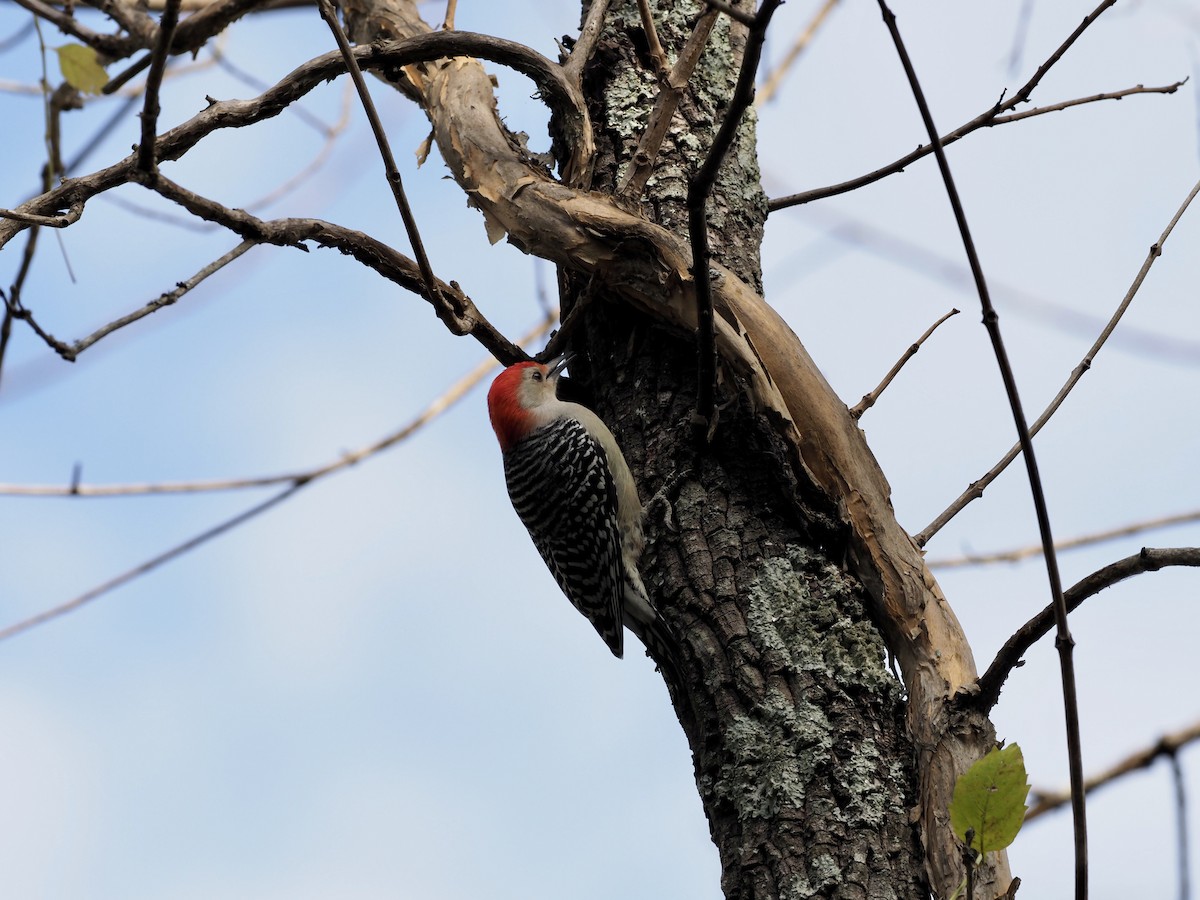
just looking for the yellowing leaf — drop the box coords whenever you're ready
[949,743,1030,855]
[56,44,108,95]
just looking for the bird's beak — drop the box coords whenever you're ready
[547,352,574,380]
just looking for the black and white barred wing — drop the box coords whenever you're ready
[502,417,626,657]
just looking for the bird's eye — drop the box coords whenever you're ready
[531,371,543,382]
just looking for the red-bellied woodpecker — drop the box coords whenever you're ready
[487,357,675,665]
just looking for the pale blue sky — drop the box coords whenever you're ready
[2,1,1198,898]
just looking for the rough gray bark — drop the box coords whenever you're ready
[572,2,927,897]
[327,0,1011,894]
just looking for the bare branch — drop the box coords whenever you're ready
[89,0,158,46]
[81,240,254,355]
[11,0,141,57]
[0,312,556,643]
[561,0,611,87]
[916,176,1200,546]
[618,8,719,200]
[3,242,251,363]
[975,548,1200,711]
[992,81,1188,124]
[317,0,444,310]
[705,0,755,28]
[147,174,530,362]
[769,0,1169,212]
[876,2,1083,894]
[635,0,670,78]
[850,307,958,419]
[1026,720,1200,821]
[690,0,783,435]
[929,509,1200,569]
[756,0,840,106]
[137,0,182,174]
[769,81,1181,210]
[1,32,593,253]
[0,202,83,228]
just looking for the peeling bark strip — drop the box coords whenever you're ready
[331,0,1010,894]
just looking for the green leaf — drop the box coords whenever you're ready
[949,743,1030,855]
[56,44,108,95]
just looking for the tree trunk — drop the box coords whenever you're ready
[574,2,926,897]
[336,0,1012,895]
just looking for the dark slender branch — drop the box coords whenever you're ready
[770,0,1155,212]
[90,0,159,45]
[876,3,1087,896]
[2,33,589,253]
[993,81,1187,124]
[151,174,525,360]
[10,0,140,57]
[705,0,755,27]
[688,0,782,436]
[1025,720,1200,821]
[75,240,254,355]
[140,0,182,172]
[975,547,1200,709]
[850,307,958,418]
[1016,0,1119,104]
[169,0,267,55]
[768,81,1180,210]
[1170,752,1190,900]
[0,304,14,391]
[103,52,153,95]
[916,176,1200,546]
[317,0,444,311]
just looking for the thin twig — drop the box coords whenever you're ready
[561,0,612,86]
[768,81,1180,210]
[10,0,140,58]
[0,304,13,391]
[441,0,457,30]
[618,8,719,199]
[1025,720,1200,821]
[77,240,254,356]
[756,0,840,106]
[993,81,1188,124]
[316,0,445,311]
[916,177,1200,546]
[770,0,1154,212]
[635,0,670,78]
[876,2,1087,896]
[850,307,958,418]
[3,241,252,363]
[975,547,1200,711]
[689,0,783,436]
[0,203,83,228]
[137,0,183,173]
[929,509,1200,569]
[103,53,154,95]
[1170,752,1191,900]
[0,313,557,643]
[3,35,590,251]
[705,0,755,27]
